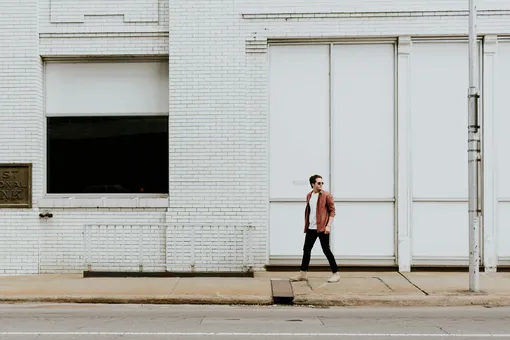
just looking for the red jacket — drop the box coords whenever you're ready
[304,190,336,233]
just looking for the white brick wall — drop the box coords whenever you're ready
[83,223,167,272]
[80,223,253,273]
[0,0,42,275]
[0,212,40,275]
[40,0,168,33]
[39,34,169,56]
[240,0,510,12]
[167,0,265,267]
[3,0,510,274]
[40,210,166,273]
[50,0,159,24]
[39,0,169,56]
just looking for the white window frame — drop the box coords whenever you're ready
[41,57,169,209]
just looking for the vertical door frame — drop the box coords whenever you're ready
[482,35,498,272]
[396,36,413,272]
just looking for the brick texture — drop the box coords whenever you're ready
[38,0,169,56]
[50,0,159,23]
[80,224,253,273]
[0,0,42,275]
[40,0,168,33]
[39,210,166,273]
[240,0,510,12]
[39,34,169,56]
[3,0,510,274]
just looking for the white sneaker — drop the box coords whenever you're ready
[327,272,340,283]
[289,271,307,282]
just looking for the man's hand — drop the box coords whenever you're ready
[325,225,331,234]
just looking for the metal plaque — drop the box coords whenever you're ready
[0,164,32,209]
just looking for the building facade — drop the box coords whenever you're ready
[1,0,510,275]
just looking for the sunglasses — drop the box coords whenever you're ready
[316,182,324,185]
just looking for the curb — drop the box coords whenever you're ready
[0,295,274,306]
[2,294,510,307]
[293,294,510,307]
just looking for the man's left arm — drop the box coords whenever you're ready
[325,193,336,234]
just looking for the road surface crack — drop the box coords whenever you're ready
[437,325,450,334]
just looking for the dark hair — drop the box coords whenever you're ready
[309,174,322,188]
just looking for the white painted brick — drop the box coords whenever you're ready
[50,0,159,23]
[4,0,510,274]
[39,210,167,273]
[0,0,42,275]
[39,0,168,33]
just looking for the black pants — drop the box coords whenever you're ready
[300,229,338,273]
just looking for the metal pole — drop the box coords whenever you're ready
[468,0,480,292]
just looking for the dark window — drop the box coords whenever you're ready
[47,116,168,194]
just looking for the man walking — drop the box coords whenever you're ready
[290,174,340,283]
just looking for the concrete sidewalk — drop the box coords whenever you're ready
[1,271,510,307]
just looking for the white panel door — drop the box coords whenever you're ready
[270,202,322,256]
[45,61,169,116]
[330,43,395,257]
[495,42,510,258]
[331,43,395,199]
[411,42,469,200]
[497,203,510,258]
[269,45,330,257]
[410,42,470,260]
[334,202,395,256]
[412,202,468,257]
[269,45,330,199]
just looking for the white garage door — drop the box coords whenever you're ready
[410,42,476,265]
[269,43,396,265]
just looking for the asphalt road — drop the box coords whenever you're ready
[0,304,510,339]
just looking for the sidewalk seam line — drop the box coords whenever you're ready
[398,272,429,296]
[374,277,394,292]
[170,278,179,295]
